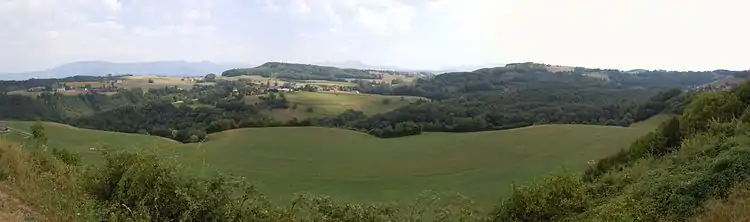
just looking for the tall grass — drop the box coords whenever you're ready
[0,141,98,221]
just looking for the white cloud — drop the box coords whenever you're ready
[324,2,343,33]
[290,0,311,16]
[284,0,416,36]
[263,0,282,12]
[0,0,249,72]
[103,0,121,12]
[351,0,415,36]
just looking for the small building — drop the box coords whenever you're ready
[27,86,45,92]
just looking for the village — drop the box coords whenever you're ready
[19,72,367,98]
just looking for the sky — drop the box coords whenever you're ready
[0,0,748,72]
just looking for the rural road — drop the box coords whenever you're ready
[4,126,31,138]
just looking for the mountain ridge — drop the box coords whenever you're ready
[0,61,252,80]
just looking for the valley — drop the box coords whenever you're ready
[3,2,748,219]
[1,61,749,220]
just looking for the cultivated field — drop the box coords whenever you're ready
[0,115,669,209]
[120,76,213,90]
[246,91,426,120]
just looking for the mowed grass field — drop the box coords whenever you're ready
[0,115,671,209]
[246,91,426,120]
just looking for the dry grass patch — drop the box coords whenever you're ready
[694,183,750,222]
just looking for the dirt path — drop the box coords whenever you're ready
[5,126,32,138]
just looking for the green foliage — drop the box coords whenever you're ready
[30,121,46,140]
[221,62,380,80]
[30,121,48,147]
[732,80,750,105]
[381,98,392,105]
[51,147,81,166]
[740,107,750,123]
[491,173,586,221]
[679,92,743,134]
[584,117,681,181]
[331,75,689,138]
[85,152,269,221]
[204,73,217,82]
[79,151,486,221]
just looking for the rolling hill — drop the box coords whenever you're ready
[0,115,670,208]
[221,62,380,80]
[0,121,178,164]
[245,91,426,120]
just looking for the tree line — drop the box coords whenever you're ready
[221,62,381,80]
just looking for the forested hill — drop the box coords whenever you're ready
[322,63,748,138]
[357,62,740,99]
[221,62,380,80]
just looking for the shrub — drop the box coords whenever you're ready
[382,98,392,105]
[83,152,280,221]
[51,148,81,166]
[491,173,586,221]
[679,92,743,135]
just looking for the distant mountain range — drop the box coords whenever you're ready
[0,61,252,80]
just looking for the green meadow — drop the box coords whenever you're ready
[246,91,425,120]
[0,115,668,209]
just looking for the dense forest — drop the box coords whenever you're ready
[0,63,745,142]
[316,64,713,137]
[221,62,381,80]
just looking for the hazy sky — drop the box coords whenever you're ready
[0,0,748,72]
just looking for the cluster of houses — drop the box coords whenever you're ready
[264,84,359,94]
[237,79,360,94]
[182,76,206,82]
[26,79,124,95]
[692,82,736,92]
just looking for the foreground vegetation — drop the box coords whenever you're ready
[490,81,750,221]
[1,133,486,221]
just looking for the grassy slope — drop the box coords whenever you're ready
[0,121,179,164]
[247,91,425,120]
[175,115,669,207]
[0,115,668,209]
